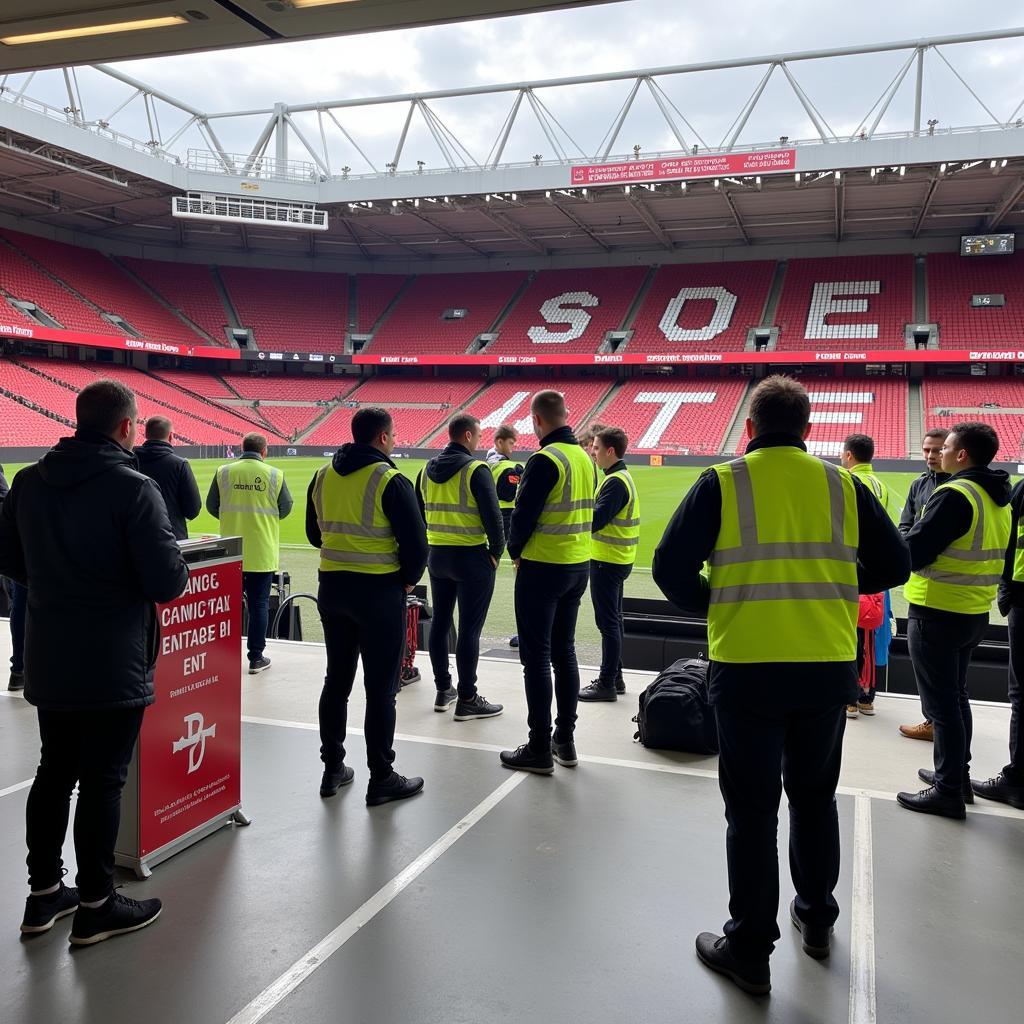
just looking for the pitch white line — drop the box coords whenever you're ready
[225,772,527,1024]
[849,793,877,1024]
[0,778,33,799]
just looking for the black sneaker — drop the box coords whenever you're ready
[434,686,457,712]
[70,891,162,946]
[695,932,771,995]
[615,675,626,696]
[453,694,503,721]
[8,671,24,692]
[500,743,554,775]
[400,666,421,689]
[552,738,578,767]
[20,882,79,935]
[366,773,424,806]
[509,635,519,648]
[578,679,617,702]
[320,766,355,797]
[248,655,271,675]
[917,767,973,804]
[896,785,966,820]
[789,899,832,959]
[972,772,1024,809]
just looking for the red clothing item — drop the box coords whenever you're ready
[856,593,884,695]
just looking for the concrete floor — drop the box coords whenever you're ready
[1,634,1023,1024]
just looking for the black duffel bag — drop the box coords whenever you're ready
[632,658,719,754]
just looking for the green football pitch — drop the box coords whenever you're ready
[0,456,940,661]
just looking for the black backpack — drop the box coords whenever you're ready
[633,658,719,754]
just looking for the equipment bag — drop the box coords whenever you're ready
[403,597,422,676]
[632,658,719,754]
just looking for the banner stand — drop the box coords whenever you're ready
[116,536,249,880]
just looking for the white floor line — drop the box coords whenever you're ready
[225,772,527,1024]
[0,778,33,799]
[849,793,877,1024]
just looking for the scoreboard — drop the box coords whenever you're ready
[960,233,1015,256]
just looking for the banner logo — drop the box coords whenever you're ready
[172,712,217,774]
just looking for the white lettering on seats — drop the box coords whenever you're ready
[527,291,599,343]
[658,287,737,342]
[635,391,716,448]
[804,281,881,340]
[478,391,534,434]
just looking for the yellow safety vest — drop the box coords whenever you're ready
[420,462,487,547]
[592,469,641,566]
[490,459,517,510]
[849,462,890,513]
[521,441,597,565]
[1014,514,1024,584]
[904,480,1011,614]
[708,446,860,663]
[312,462,400,574]
[217,457,283,573]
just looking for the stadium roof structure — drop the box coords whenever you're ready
[2,27,1024,268]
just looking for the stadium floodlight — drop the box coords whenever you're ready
[171,192,328,231]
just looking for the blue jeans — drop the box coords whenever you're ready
[243,572,273,662]
[8,580,26,674]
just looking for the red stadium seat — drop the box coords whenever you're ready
[123,259,231,345]
[923,377,1024,460]
[927,252,1024,347]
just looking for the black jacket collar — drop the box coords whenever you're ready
[539,425,577,448]
[745,432,808,454]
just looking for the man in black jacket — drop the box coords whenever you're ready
[415,414,504,721]
[134,416,202,541]
[0,464,25,692]
[306,407,429,806]
[0,379,189,945]
[897,427,950,741]
[652,375,909,995]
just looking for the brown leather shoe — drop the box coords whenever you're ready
[899,720,934,741]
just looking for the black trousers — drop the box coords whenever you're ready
[26,706,145,902]
[590,559,631,685]
[317,573,405,781]
[714,687,846,963]
[1007,607,1024,782]
[514,560,588,749]
[908,613,988,795]
[428,547,496,700]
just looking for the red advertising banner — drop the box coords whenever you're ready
[570,149,797,186]
[139,557,242,857]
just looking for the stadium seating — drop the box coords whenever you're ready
[225,376,356,401]
[490,268,646,354]
[346,377,482,407]
[219,267,348,353]
[0,359,79,424]
[0,394,66,447]
[628,262,776,353]
[256,406,326,441]
[774,256,914,350]
[598,378,747,454]
[927,252,1024,347]
[356,275,408,332]
[367,272,525,354]
[123,259,230,344]
[923,377,1024,460]
[3,231,206,346]
[151,370,239,399]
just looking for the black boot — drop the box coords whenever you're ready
[790,900,831,959]
[694,933,770,995]
[366,773,424,806]
[896,785,966,820]
[917,767,973,804]
[578,678,617,702]
[971,771,1024,809]
[499,743,554,775]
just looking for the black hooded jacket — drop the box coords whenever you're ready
[999,478,1024,612]
[0,429,189,710]
[305,443,428,588]
[898,469,951,535]
[134,439,202,541]
[905,465,1012,621]
[415,442,505,565]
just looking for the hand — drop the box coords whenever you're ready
[490,556,498,569]
[404,584,415,594]
[997,584,1012,618]
[513,558,520,570]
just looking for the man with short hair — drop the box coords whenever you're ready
[0,379,188,945]
[415,414,504,720]
[579,426,638,702]
[653,374,908,994]
[486,423,523,650]
[307,407,428,805]
[897,428,950,740]
[500,390,597,774]
[135,416,201,541]
[899,422,1011,819]
[577,422,607,463]
[207,433,292,674]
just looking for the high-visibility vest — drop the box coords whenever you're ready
[1014,512,1024,583]
[849,462,890,513]
[216,458,283,573]
[708,446,860,663]
[904,479,1011,614]
[312,462,400,574]
[420,461,487,547]
[521,441,597,564]
[592,468,641,566]
[490,458,517,510]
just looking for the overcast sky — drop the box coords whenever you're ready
[8,1,1024,172]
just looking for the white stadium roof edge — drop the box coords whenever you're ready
[1,25,1024,268]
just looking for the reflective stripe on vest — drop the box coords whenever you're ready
[490,459,517,510]
[592,469,641,565]
[313,462,400,574]
[707,447,860,663]
[904,480,1011,613]
[217,459,282,572]
[420,461,487,547]
[521,442,596,564]
[849,462,890,513]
